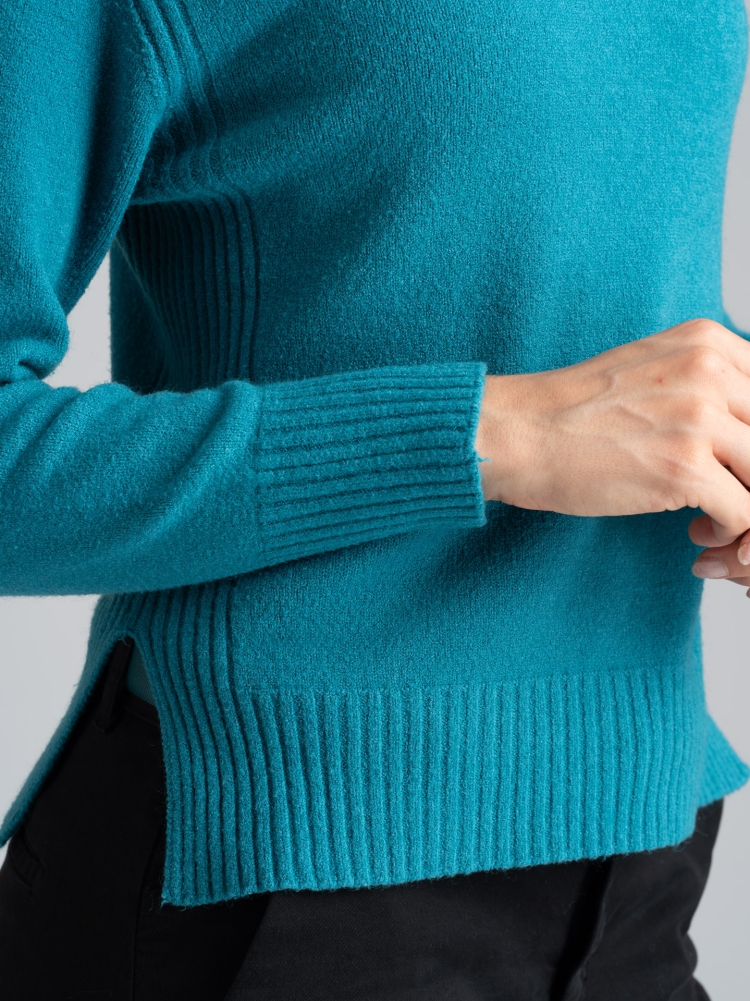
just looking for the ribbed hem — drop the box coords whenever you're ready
[255,363,488,565]
[144,660,739,905]
[700,715,750,804]
[3,592,748,907]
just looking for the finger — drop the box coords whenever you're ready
[688,513,723,548]
[692,537,750,578]
[738,527,750,566]
[711,411,750,493]
[689,459,750,546]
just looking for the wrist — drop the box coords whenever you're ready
[474,372,544,503]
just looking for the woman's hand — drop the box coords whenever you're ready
[474,318,750,544]
[691,535,750,593]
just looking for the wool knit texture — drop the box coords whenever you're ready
[1,0,749,906]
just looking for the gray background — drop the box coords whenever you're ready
[2,39,750,1001]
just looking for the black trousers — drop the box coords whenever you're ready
[0,640,721,1001]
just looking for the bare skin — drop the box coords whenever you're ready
[473,317,750,592]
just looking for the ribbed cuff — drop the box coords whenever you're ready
[255,363,488,565]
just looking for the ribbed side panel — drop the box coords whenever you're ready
[119,190,255,392]
[3,588,748,904]
[122,0,260,394]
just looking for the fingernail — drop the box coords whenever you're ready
[692,560,729,579]
[739,545,750,566]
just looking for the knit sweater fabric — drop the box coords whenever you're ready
[1,0,749,907]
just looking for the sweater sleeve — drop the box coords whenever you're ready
[0,0,487,597]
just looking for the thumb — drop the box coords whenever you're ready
[688,513,742,548]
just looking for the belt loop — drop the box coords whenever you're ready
[94,637,135,734]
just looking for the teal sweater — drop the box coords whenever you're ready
[1,0,748,907]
